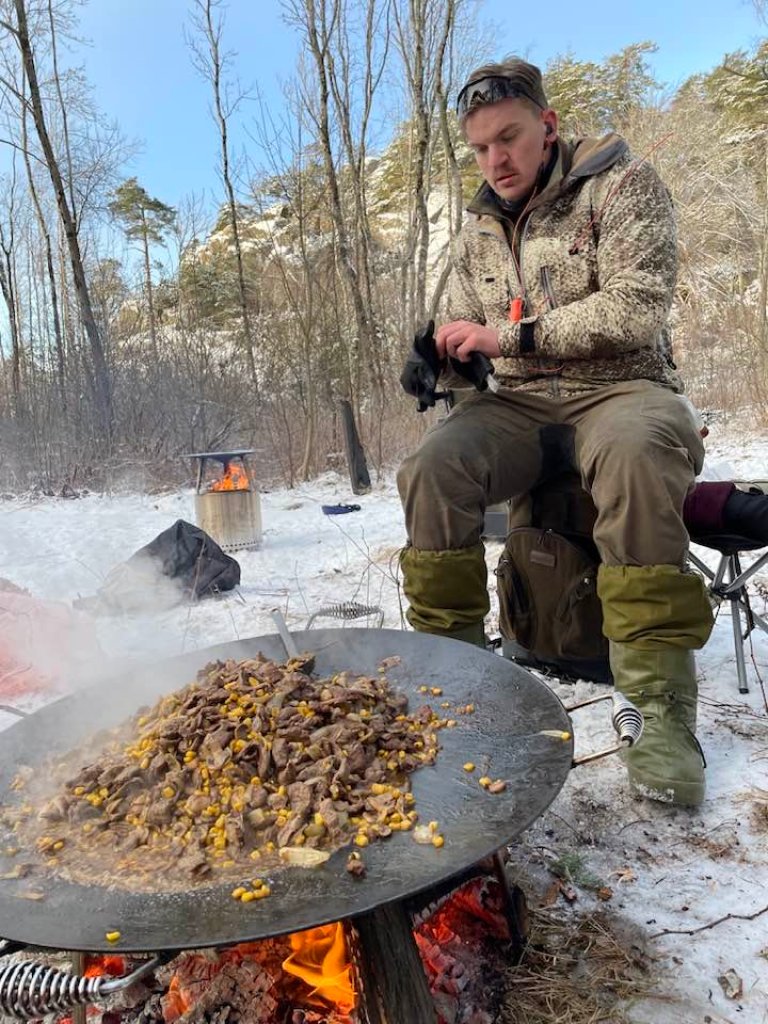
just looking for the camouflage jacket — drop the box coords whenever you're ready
[447,133,684,394]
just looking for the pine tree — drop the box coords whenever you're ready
[544,43,659,136]
[701,40,768,132]
[109,178,176,356]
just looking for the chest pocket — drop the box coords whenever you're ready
[473,236,517,323]
[523,234,595,313]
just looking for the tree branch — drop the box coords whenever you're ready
[648,902,768,939]
[0,135,47,166]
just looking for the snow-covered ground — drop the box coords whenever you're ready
[1,422,767,1023]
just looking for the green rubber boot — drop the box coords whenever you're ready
[399,543,489,646]
[610,643,705,807]
[431,621,487,647]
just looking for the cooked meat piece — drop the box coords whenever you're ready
[9,651,445,892]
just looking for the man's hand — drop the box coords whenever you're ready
[400,320,446,412]
[435,320,501,362]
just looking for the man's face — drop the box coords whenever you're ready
[464,98,556,203]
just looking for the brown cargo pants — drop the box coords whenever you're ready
[398,379,705,567]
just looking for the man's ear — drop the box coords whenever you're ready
[541,110,559,147]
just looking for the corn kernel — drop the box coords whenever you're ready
[240,891,255,903]
[162,787,175,800]
[231,887,246,899]
[463,762,476,772]
[105,930,121,943]
[432,835,445,848]
[354,834,369,848]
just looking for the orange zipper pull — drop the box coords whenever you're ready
[508,296,524,323]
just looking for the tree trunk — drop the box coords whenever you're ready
[140,210,158,358]
[14,0,112,437]
[198,0,257,382]
[290,0,379,400]
[0,249,22,408]
[20,81,66,408]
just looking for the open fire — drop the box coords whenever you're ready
[47,873,511,1024]
[207,461,249,493]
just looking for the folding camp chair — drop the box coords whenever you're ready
[687,533,768,695]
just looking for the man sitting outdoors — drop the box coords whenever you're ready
[398,56,714,808]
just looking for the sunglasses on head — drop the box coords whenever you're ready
[456,76,544,118]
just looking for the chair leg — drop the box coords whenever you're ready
[690,546,768,695]
[728,555,750,695]
[731,592,750,695]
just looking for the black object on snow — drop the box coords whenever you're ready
[322,503,361,516]
[77,519,240,614]
[137,519,240,597]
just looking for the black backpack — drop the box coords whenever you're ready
[495,473,612,684]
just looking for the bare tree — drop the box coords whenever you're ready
[0,167,22,407]
[281,0,390,408]
[392,0,476,330]
[188,0,257,381]
[19,63,66,405]
[1,0,112,435]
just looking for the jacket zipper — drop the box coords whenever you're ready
[512,214,534,313]
[540,266,558,309]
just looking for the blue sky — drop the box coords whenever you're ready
[40,0,768,212]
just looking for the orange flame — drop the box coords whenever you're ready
[282,922,356,1013]
[208,461,249,492]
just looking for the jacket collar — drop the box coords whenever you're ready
[466,133,629,221]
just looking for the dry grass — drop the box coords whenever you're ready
[498,909,655,1024]
[751,796,768,833]
[737,787,768,834]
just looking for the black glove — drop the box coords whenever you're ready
[400,319,445,412]
[449,351,494,391]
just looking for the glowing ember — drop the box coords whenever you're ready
[50,880,511,1024]
[283,923,356,1014]
[208,461,249,492]
[156,934,356,1024]
[84,954,127,978]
